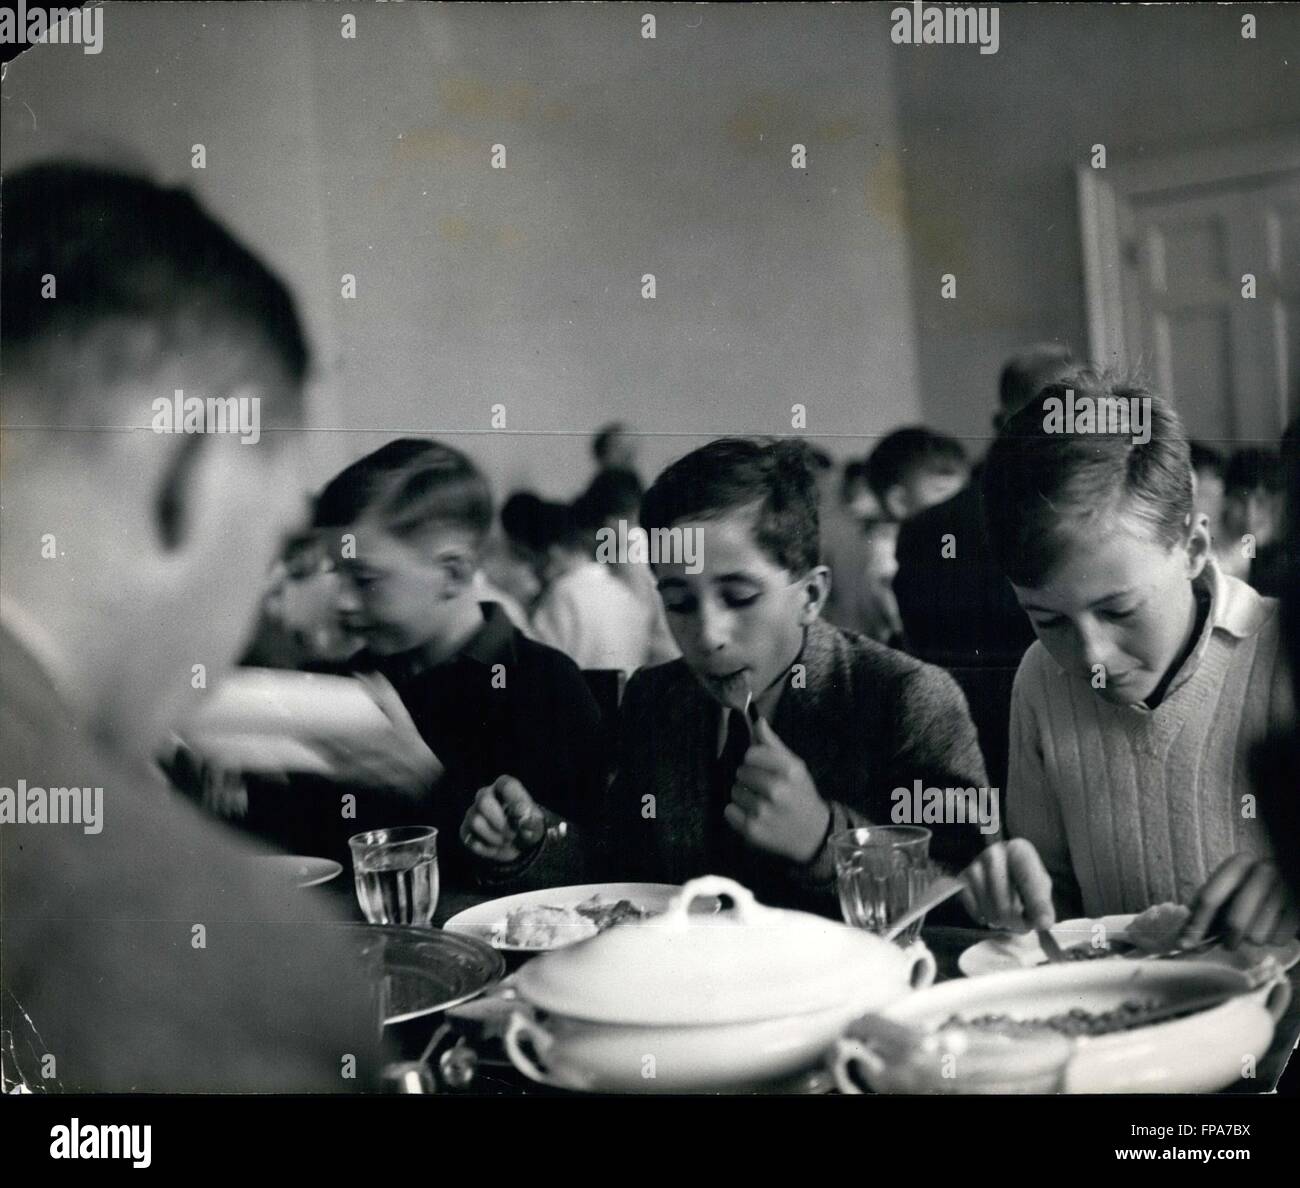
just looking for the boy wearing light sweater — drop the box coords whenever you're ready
[961,375,1296,950]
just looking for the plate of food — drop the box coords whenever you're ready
[958,901,1300,977]
[443,883,687,952]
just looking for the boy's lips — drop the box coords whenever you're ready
[699,667,752,704]
[702,665,748,681]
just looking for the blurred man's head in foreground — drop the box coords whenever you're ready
[0,162,309,750]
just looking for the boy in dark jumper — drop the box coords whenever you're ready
[245,439,607,888]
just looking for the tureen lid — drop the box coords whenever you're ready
[511,875,921,1026]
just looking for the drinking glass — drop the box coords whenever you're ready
[831,826,933,945]
[349,825,439,927]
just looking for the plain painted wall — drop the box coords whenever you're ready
[1,1,922,503]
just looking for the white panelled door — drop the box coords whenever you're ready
[1080,138,1300,450]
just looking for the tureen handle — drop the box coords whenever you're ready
[829,1038,888,1096]
[504,1011,570,1090]
[1260,967,1292,1023]
[661,875,760,927]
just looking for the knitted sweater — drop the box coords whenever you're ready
[595,617,989,915]
[481,618,990,915]
[1007,562,1293,918]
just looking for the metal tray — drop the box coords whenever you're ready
[347,924,506,1025]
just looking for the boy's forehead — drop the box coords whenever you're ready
[653,511,786,579]
[1022,521,1177,605]
[338,519,460,564]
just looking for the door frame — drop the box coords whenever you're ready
[1077,132,1300,374]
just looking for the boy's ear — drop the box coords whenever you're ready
[436,546,477,595]
[153,432,210,552]
[1184,512,1212,579]
[798,565,832,625]
[882,485,910,522]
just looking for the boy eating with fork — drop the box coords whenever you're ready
[463,437,989,915]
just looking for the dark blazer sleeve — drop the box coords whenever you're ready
[590,666,658,884]
[514,646,608,829]
[494,664,659,888]
[468,647,608,892]
[879,663,990,870]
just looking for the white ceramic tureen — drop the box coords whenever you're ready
[831,958,1291,1094]
[502,875,935,1092]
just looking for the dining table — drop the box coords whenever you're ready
[322,880,1300,1095]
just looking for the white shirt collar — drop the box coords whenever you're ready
[1203,556,1273,640]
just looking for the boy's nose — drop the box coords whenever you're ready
[693,601,731,653]
[1074,619,1117,674]
[335,583,362,614]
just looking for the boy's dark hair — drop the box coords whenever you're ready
[313,438,493,545]
[806,445,835,472]
[572,467,644,532]
[999,343,1074,415]
[501,493,583,554]
[2,161,308,423]
[640,437,820,574]
[280,530,327,579]
[1224,447,1283,496]
[865,428,968,504]
[981,370,1192,588]
[1189,440,1226,481]
[840,459,871,499]
[592,422,629,464]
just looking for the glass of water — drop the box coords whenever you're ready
[831,826,933,945]
[349,826,439,928]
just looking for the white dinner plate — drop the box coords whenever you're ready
[255,855,344,889]
[959,913,1300,977]
[443,883,684,952]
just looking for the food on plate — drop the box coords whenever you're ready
[941,1000,1162,1038]
[1126,902,1193,953]
[574,896,654,930]
[1060,941,1128,961]
[497,897,656,948]
[1040,937,1135,964]
[502,906,599,948]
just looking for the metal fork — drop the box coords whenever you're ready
[1037,927,1069,963]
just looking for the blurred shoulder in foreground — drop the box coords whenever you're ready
[0,162,378,1092]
